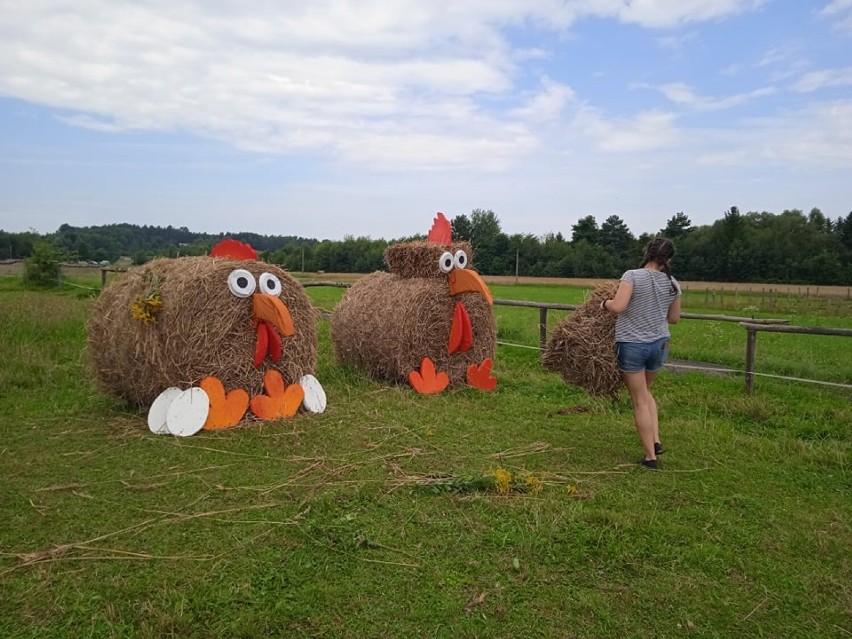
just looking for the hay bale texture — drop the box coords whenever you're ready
[330,241,496,386]
[87,256,318,407]
[541,282,622,398]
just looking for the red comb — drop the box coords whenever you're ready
[210,239,258,260]
[427,212,452,244]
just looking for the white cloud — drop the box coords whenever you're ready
[694,98,852,169]
[655,82,777,111]
[2,0,848,242]
[0,0,770,174]
[573,107,681,152]
[758,99,852,166]
[605,0,768,28]
[792,66,852,92]
[819,0,852,34]
[510,77,576,122]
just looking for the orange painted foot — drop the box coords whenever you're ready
[409,357,449,395]
[467,358,497,391]
[249,370,305,420]
[200,376,249,429]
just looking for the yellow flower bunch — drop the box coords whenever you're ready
[130,291,164,325]
[492,466,513,495]
[523,473,543,495]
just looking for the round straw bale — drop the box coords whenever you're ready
[541,282,622,398]
[385,241,474,279]
[87,256,318,408]
[330,271,495,386]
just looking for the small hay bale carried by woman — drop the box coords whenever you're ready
[541,282,622,398]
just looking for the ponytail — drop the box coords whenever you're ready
[641,237,678,295]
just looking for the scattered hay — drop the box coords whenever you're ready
[385,240,473,279]
[330,270,495,386]
[87,256,318,408]
[541,282,622,398]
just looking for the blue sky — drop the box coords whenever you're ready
[1,1,851,241]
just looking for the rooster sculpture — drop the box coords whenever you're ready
[88,239,325,436]
[330,212,497,393]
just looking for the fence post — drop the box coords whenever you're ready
[101,268,107,289]
[744,327,757,394]
[539,307,548,351]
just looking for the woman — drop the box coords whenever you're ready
[601,237,681,470]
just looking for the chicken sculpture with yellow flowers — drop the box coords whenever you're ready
[330,212,497,393]
[88,239,326,436]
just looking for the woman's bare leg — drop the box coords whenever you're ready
[623,371,657,461]
[645,370,660,446]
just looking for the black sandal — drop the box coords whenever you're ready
[636,457,658,470]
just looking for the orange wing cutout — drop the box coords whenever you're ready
[250,370,304,420]
[448,302,473,354]
[427,212,452,245]
[409,357,449,395]
[211,238,258,260]
[200,377,249,429]
[467,358,497,391]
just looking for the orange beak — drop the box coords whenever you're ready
[448,269,493,305]
[252,294,295,336]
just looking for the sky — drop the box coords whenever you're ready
[1,1,851,242]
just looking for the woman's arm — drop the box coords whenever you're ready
[602,280,632,314]
[667,296,681,324]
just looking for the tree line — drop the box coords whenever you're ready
[2,207,851,285]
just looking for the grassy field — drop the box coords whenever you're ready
[1,273,850,638]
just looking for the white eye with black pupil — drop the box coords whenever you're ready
[259,272,282,296]
[453,250,468,270]
[438,251,454,273]
[227,268,256,298]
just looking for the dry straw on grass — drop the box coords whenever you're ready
[87,256,318,407]
[330,242,495,386]
[541,282,622,398]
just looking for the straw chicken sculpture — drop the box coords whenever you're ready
[330,212,497,394]
[88,239,325,436]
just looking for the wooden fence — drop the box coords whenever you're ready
[739,323,852,393]
[111,275,851,393]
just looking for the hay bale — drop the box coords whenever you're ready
[541,282,622,398]
[87,256,318,408]
[330,271,496,386]
[385,240,473,279]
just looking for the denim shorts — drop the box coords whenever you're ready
[616,337,670,373]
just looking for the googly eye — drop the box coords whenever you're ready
[438,251,454,273]
[453,250,468,270]
[227,268,256,298]
[258,272,282,297]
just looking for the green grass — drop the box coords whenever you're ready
[1,275,850,638]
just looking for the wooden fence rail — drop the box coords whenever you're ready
[491,298,790,351]
[739,322,852,393]
[98,275,850,393]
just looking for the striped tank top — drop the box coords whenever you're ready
[615,268,681,343]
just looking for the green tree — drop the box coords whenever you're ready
[662,212,692,238]
[451,214,472,242]
[571,215,599,244]
[465,209,507,274]
[23,242,64,288]
[599,215,636,270]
